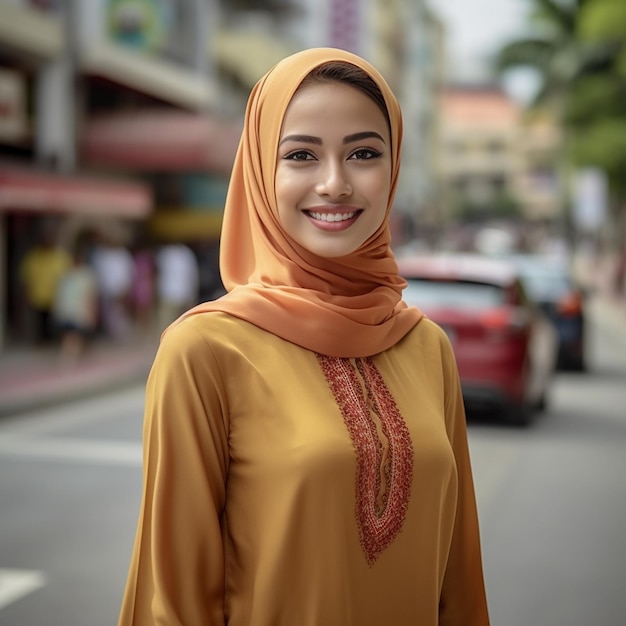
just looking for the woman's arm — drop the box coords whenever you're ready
[118,320,230,625]
[439,337,490,626]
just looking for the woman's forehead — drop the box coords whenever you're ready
[280,81,389,135]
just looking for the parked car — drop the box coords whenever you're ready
[505,254,587,371]
[397,254,558,425]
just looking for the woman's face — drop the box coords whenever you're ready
[275,80,392,258]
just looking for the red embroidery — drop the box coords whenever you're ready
[317,355,413,565]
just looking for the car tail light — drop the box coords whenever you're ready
[480,307,529,337]
[556,292,582,316]
[480,308,512,329]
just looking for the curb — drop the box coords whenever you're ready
[0,338,157,418]
[588,295,626,346]
[0,366,151,419]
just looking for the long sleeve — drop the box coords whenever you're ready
[118,321,230,625]
[439,338,490,626]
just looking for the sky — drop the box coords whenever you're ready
[432,0,538,100]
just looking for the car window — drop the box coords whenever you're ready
[403,279,506,310]
[518,269,571,300]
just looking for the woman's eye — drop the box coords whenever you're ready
[350,148,382,160]
[284,150,314,161]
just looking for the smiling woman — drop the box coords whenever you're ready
[118,47,490,626]
[275,68,392,257]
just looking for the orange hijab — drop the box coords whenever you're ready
[172,47,422,357]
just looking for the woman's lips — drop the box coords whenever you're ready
[304,208,361,231]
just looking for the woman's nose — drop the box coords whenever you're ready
[315,163,353,199]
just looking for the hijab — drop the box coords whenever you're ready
[171,47,422,358]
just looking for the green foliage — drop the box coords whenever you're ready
[495,39,554,74]
[492,0,603,106]
[570,119,626,191]
[563,74,625,125]
[579,0,626,41]
[493,0,626,211]
[529,0,583,36]
[579,0,626,75]
[619,47,626,75]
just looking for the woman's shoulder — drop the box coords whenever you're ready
[404,316,454,351]
[152,313,252,377]
[154,311,313,388]
[159,311,296,362]
[161,311,257,348]
[393,315,458,374]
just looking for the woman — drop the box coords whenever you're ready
[119,47,490,625]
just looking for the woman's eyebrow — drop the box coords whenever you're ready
[344,131,386,144]
[279,134,322,146]
[279,131,386,146]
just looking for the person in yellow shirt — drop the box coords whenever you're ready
[19,229,71,345]
[119,48,490,625]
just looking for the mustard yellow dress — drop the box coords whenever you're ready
[119,312,489,625]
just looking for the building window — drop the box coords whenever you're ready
[530,167,557,192]
[486,140,504,155]
[490,175,506,194]
[448,140,465,155]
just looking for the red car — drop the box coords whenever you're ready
[397,254,558,425]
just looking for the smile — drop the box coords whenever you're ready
[307,211,357,222]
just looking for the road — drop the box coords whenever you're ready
[0,297,625,626]
[470,297,626,626]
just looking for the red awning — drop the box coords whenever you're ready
[0,164,152,218]
[80,111,242,175]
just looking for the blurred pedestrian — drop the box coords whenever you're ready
[19,227,71,346]
[53,244,98,363]
[119,48,489,625]
[155,241,199,330]
[130,239,156,337]
[196,240,226,301]
[92,234,133,341]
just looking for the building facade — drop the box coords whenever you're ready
[0,0,443,347]
[437,85,563,232]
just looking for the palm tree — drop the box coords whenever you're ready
[493,0,609,108]
[492,0,626,243]
[571,0,626,240]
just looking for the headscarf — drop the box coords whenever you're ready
[170,47,422,357]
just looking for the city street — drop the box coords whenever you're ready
[0,298,625,626]
[471,297,626,626]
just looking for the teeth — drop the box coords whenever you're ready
[310,211,355,222]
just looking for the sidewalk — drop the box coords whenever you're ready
[0,334,159,417]
[572,250,626,344]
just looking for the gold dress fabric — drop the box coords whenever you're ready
[118,312,490,625]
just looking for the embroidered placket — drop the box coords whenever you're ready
[317,354,413,565]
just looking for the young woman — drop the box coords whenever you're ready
[118,47,490,626]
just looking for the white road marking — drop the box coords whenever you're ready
[0,387,145,438]
[0,437,142,466]
[0,568,46,610]
[0,387,144,466]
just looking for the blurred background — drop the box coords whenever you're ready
[0,0,625,351]
[0,2,625,625]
